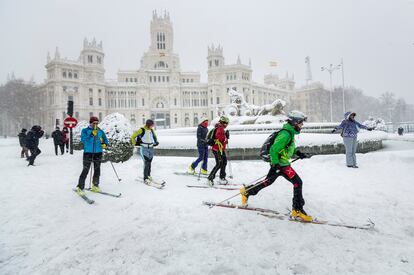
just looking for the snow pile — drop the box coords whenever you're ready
[99,113,134,163]
[157,130,388,149]
[363,117,387,131]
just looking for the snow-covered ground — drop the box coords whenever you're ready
[1,137,414,274]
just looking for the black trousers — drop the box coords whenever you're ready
[28,148,41,165]
[64,142,69,152]
[208,150,227,181]
[77,152,102,189]
[54,143,64,155]
[247,165,305,211]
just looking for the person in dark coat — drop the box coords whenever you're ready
[62,127,69,153]
[25,125,44,166]
[51,126,64,155]
[188,118,209,175]
[17,128,29,158]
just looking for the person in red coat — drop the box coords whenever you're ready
[62,127,69,153]
[207,116,230,186]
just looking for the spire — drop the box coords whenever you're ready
[237,54,241,65]
[47,51,51,63]
[54,47,60,59]
[305,56,313,85]
[249,58,251,67]
[83,37,88,48]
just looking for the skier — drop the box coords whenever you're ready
[207,116,230,186]
[51,126,64,155]
[239,111,313,222]
[331,111,372,168]
[76,116,109,195]
[131,119,159,184]
[188,117,209,175]
[25,125,44,166]
[18,128,29,158]
[62,127,69,153]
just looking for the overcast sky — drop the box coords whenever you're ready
[1,0,413,104]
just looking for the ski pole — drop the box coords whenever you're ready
[226,144,233,179]
[110,161,122,182]
[209,158,300,208]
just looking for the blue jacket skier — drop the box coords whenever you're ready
[76,116,109,195]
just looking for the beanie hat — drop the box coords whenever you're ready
[21,128,27,133]
[89,116,99,123]
[145,119,155,126]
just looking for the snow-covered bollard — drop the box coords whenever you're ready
[99,113,134,163]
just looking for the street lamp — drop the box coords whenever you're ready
[321,63,341,122]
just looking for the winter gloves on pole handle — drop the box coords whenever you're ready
[296,150,311,159]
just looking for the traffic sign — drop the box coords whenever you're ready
[64,117,78,128]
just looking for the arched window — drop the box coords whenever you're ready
[156,102,164,108]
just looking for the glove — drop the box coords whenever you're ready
[153,141,159,147]
[331,129,336,133]
[296,151,311,159]
[92,129,98,136]
[101,144,107,149]
[225,130,230,139]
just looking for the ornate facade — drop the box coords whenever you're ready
[38,11,328,130]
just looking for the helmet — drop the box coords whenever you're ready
[219,116,229,124]
[287,110,307,124]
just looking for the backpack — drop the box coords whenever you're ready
[259,129,293,162]
[206,128,217,146]
[135,127,156,146]
[135,127,145,146]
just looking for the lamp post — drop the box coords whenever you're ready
[321,63,341,122]
[340,58,346,114]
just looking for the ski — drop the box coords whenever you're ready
[136,178,165,189]
[203,202,375,230]
[73,189,95,204]
[85,189,121,198]
[187,185,239,190]
[259,212,375,230]
[174,172,208,178]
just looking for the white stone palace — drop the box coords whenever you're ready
[36,10,329,130]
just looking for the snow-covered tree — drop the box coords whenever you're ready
[362,117,387,131]
[99,113,134,163]
[72,120,89,150]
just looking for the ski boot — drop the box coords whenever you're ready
[90,184,101,193]
[76,187,86,196]
[291,209,313,222]
[218,178,228,185]
[200,168,208,175]
[240,186,249,207]
[188,164,195,174]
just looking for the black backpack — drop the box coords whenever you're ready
[206,128,217,146]
[260,129,293,162]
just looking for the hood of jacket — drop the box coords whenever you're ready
[344,111,355,120]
